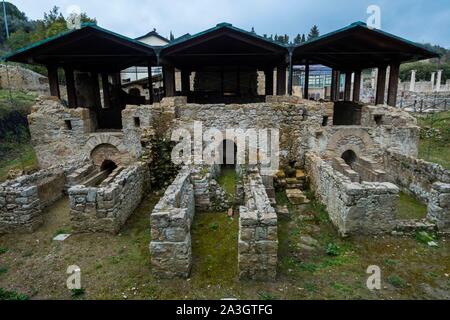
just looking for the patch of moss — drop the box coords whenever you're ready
[397,192,427,219]
[217,167,237,196]
[0,288,29,300]
[190,211,238,286]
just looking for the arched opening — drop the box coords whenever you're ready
[220,139,238,168]
[100,159,118,172]
[341,150,357,167]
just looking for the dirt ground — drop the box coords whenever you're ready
[0,193,449,300]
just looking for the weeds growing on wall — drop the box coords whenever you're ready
[145,110,180,190]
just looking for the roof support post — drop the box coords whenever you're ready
[330,70,340,101]
[387,63,400,107]
[147,63,154,104]
[163,65,176,97]
[376,65,387,105]
[353,70,362,103]
[64,67,77,108]
[91,73,102,111]
[47,65,60,98]
[101,74,110,109]
[276,64,286,95]
[181,69,190,97]
[287,49,294,95]
[265,67,274,96]
[303,62,310,100]
[344,72,352,101]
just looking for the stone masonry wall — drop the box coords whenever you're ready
[0,160,85,233]
[69,163,148,234]
[150,167,195,278]
[383,148,450,202]
[0,64,49,93]
[239,169,278,280]
[428,183,450,232]
[306,152,399,236]
[28,97,95,168]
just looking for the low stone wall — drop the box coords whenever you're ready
[238,170,278,280]
[0,64,49,93]
[150,167,195,278]
[0,161,84,233]
[428,183,450,232]
[69,163,148,234]
[306,152,399,236]
[383,149,450,202]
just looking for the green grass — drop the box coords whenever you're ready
[0,144,38,182]
[0,247,8,255]
[0,89,36,118]
[217,167,237,196]
[416,111,450,169]
[396,192,427,220]
[191,211,238,286]
[0,288,29,300]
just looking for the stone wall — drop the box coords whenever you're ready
[0,64,49,93]
[28,97,95,168]
[306,152,399,236]
[69,163,148,234]
[238,169,278,280]
[383,149,450,202]
[150,167,195,278]
[428,183,450,231]
[0,160,85,233]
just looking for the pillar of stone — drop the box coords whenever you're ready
[387,63,400,107]
[344,72,352,101]
[265,67,274,96]
[376,65,387,105]
[163,65,176,97]
[47,65,60,98]
[353,70,362,103]
[409,70,416,92]
[436,70,442,92]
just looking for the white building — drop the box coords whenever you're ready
[121,29,170,83]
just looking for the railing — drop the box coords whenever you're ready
[398,95,450,113]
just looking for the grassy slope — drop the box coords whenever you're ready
[0,89,38,182]
[416,111,450,169]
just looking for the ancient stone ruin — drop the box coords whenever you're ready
[1,93,449,281]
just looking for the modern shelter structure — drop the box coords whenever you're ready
[4,21,438,116]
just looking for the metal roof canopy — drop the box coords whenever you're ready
[160,23,287,68]
[4,24,157,73]
[292,22,439,70]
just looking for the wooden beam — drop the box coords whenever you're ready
[265,67,274,96]
[181,69,190,97]
[64,67,77,108]
[330,70,339,101]
[47,65,60,98]
[376,65,387,105]
[287,52,293,95]
[147,64,154,104]
[353,70,362,102]
[276,64,286,95]
[163,65,176,97]
[344,72,352,101]
[101,73,110,109]
[303,63,310,99]
[387,63,400,107]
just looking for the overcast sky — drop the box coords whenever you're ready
[8,0,450,48]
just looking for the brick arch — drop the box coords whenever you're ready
[326,129,375,158]
[85,134,130,166]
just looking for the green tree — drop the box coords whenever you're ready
[307,25,320,41]
[169,31,175,41]
[294,34,302,45]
